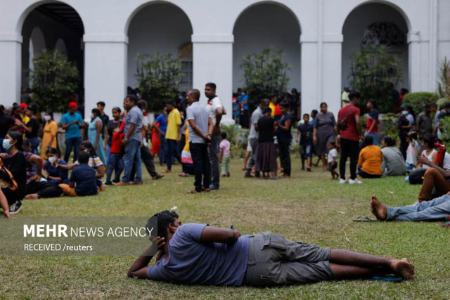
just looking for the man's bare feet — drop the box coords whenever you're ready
[371,196,387,221]
[390,258,415,280]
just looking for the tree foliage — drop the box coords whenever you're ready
[241,49,289,108]
[438,57,450,99]
[350,45,402,113]
[30,50,79,112]
[136,53,182,112]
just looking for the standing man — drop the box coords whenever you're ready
[416,103,436,140]
[337,91,362,185]
[165,101,182,173]
[205,82,224,190]
[116,95,143,186]
[60,101,83,162]
[186,89,213,193]
[276,102,294,177]
[245,99,266,178]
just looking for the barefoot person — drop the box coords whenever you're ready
[371,195,450,222]
[128,210,415,285]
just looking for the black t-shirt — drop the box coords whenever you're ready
[258,116,275,143]
[4,151,27,199]
[0,115,15,139]
[25,118,40,139]
[100,114,110,138]
[276,113,294,143]
[298,122,314,144]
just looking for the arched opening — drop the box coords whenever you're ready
[21,2,84,102]
[342,2,410,90]
[127,2,193,93]
[233,2,301,93]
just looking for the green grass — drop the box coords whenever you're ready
[0,157,449,299]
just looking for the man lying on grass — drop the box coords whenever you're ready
[128,210,414,286]
[371,193,450,222]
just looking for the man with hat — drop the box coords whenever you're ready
[60,101,84,162]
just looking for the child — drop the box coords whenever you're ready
[59,151,98,197]
[405,131,420,172]
[106,112,125,185]
[219,132,231,177]
[327,141,339,179]
[297,113,314,171]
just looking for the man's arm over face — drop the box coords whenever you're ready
[200,226,241,245]
[128,237,165,280]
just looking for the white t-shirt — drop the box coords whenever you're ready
[406,140,420,165]
[328,148,338,163]
[207,97,223,126]
[420,149,437,169]
[443,152,450,170]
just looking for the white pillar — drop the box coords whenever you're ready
[84,34,127,119]
[322,34,343,115]
[408,32,426,92]
[0,33,22,106]
[192,34,233,124]
[301,36,319,115]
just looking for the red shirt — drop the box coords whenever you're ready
[338,104,360,141]
[110,121,125,154]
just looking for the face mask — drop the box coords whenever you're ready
[44,115,51,122]
[2,139,12,151]
[48,156,57,164]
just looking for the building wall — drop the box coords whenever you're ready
[0,0,448,120]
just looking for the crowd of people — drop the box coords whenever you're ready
[0,82,229,216]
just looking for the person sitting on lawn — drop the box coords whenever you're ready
[358,135,383,178]
[58,151,98,197]
[370,194,450,222]
[381,136,406,176]
[415,153,450,201]
[127,210,415,286]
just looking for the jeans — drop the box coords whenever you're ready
[190,143,211,192]
[246,138,259,174]
[28,137,40,154]
[387,194,450,221]
[366,132,380,145]
[159,135,166,165]
[64,137,81,162]
[208,133,221,188]
[141,145,158,177]
[122,139,142,183]
[166,139,179,171]
[106,153,124,183]
[339,138,359,180]
[278,140,291,176]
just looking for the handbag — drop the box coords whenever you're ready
[408,168,426,185]
[181,150,193,165]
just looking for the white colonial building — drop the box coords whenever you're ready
[0,0,449,119]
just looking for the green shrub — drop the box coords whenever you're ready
[402,92,439,114]
[439,116,450,149]
[30,50,80,112]
[380,113,399,139]
[241,49,289,110]
[136,53,182,112]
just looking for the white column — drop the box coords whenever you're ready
[192,34,233,124]
[322,34,343,115]
[0,33,22,106]
[301,36,319,115]
[84,34,128,119]
[408,32,426,92]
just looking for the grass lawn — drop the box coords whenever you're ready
[0,156,449,299]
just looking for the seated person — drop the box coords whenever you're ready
[43,148,68,185]
[417,135,437,170]
[22,140,46,195]
[358,136,383,178]
[371,194,450,222]
[60,141,105,189]
[59,151,98,197]
[127,210,415,286]
[24,148,68,200]
[416,155,450,201]
[0,189,9,218]
[0,132,27,214]
[381,136,406,176]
